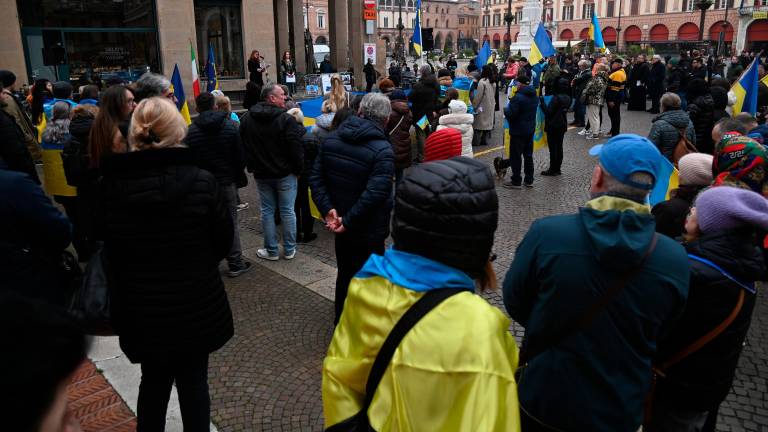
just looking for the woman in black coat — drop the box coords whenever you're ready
[100,97,234,431]
[248,50,265,86]
[686,79,716,155]
[628,57,650,111]
[540,78,571,176]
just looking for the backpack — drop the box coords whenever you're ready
[672,126,697,166]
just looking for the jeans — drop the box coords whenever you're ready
[678,90,688,110]
[334,234,384,324]
[221,184,244,269]
[573,97,586,125]
[137,355,210,432]
[294,175,315,238]
[546,129,565,173]
[257,175,298,256]
[509,133,534,185]
[607,101,621,136]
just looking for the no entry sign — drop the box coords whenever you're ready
[364,0,376,9]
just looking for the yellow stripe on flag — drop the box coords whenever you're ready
[732,83,746,115]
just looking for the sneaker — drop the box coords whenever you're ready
[502,181,522,189]
[298,232,318,244]
[256,248,279,261]
[227,261,253,278]
[524,182,534,188]
[577,128,587,136]
[586,133,600,140]
[236,202,249,212]
[284,250,296,260]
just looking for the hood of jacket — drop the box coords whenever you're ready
[391,100,410,115]
[685,230,766,282]
[690,94,715,110]
[337,115,388,144]
[315,112,335,130]
[248,102,286,121]
[579,195,657,272]
[193,110,229,132]
[516,85,537,97]
[439,112,474,126]
[653,109,691,128]
[68,115,94,142]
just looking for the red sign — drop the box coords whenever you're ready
[363,9,377,20]
[364,0,376,9]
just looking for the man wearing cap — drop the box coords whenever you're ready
[502,134,690,431]
[606,59,627,137]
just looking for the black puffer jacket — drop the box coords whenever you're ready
[62,114,94,187]
[240,102,305,179]
[409,76,440,126]
[100,148,234,363]
[655,230,765,410]
[710,86,731,123]
[185,110,246,187]
[392,157,497,279]
[647,109,696,161]
[687,94,716,155]
[387,99,413,169]
[309,116,394,243]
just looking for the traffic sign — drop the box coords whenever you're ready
[363,9,377,20]
[364,0,376,9]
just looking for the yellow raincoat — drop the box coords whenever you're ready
[322,249,520,432]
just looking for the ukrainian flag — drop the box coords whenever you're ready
[732,57,759,115]
[453,76,475,114]
[170,64,192,126]
[476,41,493,69]
[413,0,423,56]
[589,14,606,52]
[528,23,556,65]
[649,157,679,206]
[416,114,430,130]
[504,95,550,157]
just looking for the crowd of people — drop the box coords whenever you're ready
[1,43,767,432]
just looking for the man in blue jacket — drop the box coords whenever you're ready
[310,93,395,324]
[503,134,690,431]
[494,74,538,189]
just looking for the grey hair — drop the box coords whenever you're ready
[359,93,392,126]
[261,83,282,100]
[135,72,171,99]
[660,92,681,111]
[419,64,433,78]
[42,101,72,144]
[601,163,653,201]
[578,59,590,68]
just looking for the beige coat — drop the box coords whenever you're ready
[1,90,40,160]
[472,78,495,131]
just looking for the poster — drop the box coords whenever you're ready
[364,43,376,65]
[321,73,333,94]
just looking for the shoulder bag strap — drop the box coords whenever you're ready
[519,234,659,366]
[361,288,465,409]
[388,115,405,136]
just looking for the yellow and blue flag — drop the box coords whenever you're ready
[453,76,475,114]
[416,114,430,130]
[504,95,550,156]
[589,14,606,52]
[732,57,759,115]
[649,157,679,206]
[170,64,192,125]
[413,0,423,56]
[205,43,218,92]
[476,41,493,69]
[528,23,556,65]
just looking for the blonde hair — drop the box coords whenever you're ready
[128,97,187,151]
[321,99,337,114]
[286,107,304,124]
[215,95,232,113]
[329,75,348,111]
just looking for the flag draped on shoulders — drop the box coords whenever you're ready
[732,57,759,115]
[170,64,192,126]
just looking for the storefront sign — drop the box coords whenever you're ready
[364,43,376,65]
[100,47,129,62]
[364,9,377,20]
[754,10,768,18]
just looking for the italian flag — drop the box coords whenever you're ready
[191,42,200,98]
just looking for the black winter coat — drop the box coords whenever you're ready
[185,110,247,187]
[572,69,592,98]
[655,230,765,410]
[666,67,686,93]
[540,94,571,133]
[100,148,234,363]
[300,130,319,180]
[651,185,701,239]
[62,114,94,188]
[0,169,71,305]
[0,109,38,183]
[309,116,394,243]
[505,85,538,136]
[647,109,696,161]
[409,77,440,126]
[648,62,666,93]
[710,86,731,123]
[687,94,716,155]
[240,102,305,179]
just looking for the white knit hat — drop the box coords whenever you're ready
[448,99,468,114]
[678,153,714,186]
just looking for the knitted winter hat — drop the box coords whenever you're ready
[695,186,768,233]
[424,128,462,162]
[0,70,16,88]
[678,153,714,186]
[448,99,468,114]
[713,135,767,197]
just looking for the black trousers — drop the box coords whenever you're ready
[334,234,384,324]
[649,88,662,112]
[137,355,210,432]
[54,195,90,261]
[294,176,314,237]
[509,133,534,185]
[366,80,374,92]
[608,101,621,136]
[546,129,565,173]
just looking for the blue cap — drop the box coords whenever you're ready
[588,134,662,190]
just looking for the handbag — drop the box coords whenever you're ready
[67,243,114,335]
[672,127,698,166]
[325,288,464,432]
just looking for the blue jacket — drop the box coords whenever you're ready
[309,116,394,243]
[503,195,689,432]
[43,98,78,121]
[504,85,538,136]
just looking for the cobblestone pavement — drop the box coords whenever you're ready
[215,103,768,431]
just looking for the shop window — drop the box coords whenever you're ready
[17,0,156,28]
[195,1,245,79]
[65,32,160,84]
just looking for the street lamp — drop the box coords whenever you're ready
[616,0,622,51]
[397,0,405,64]
[505,0,513,57]
[718,0,730,56]
[697,0,714,41]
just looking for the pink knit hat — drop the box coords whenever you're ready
[678,153,713,186]
[695,186,768,233]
